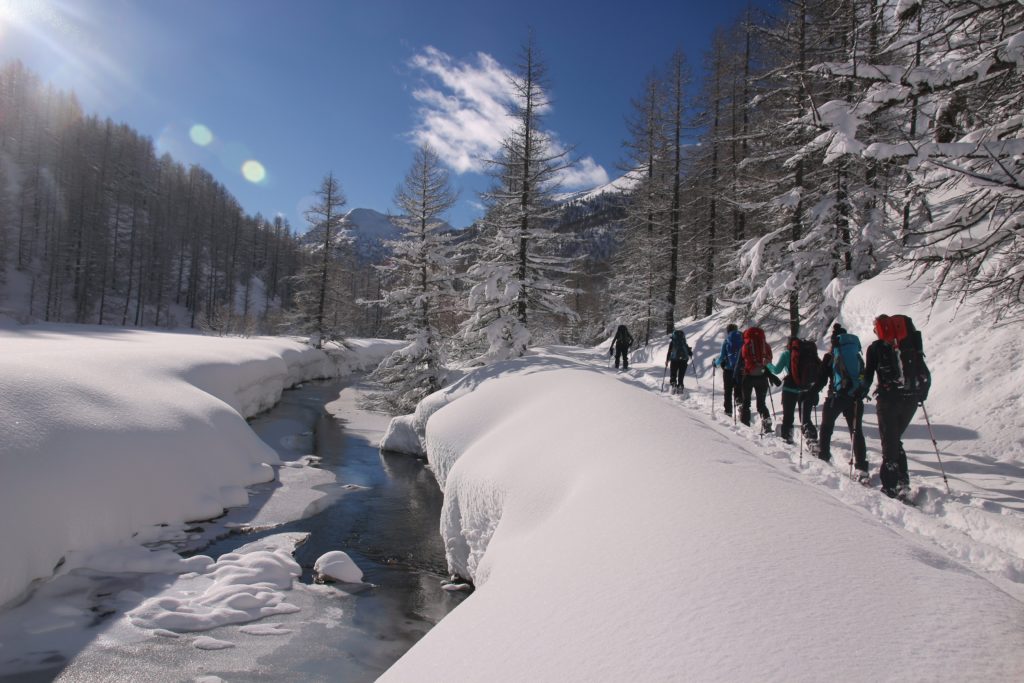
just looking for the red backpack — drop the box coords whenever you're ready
[789,338,821,390]
[742,327,771,375]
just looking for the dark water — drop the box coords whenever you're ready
[10,379,466,683]
[204,379,466,677]
[218,380,452,577]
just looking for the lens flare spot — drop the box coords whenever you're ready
[189,124,213,146]
[242,160,267,184]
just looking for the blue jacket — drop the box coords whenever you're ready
[715,330,743,370]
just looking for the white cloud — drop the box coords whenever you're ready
[407,47,608,191]
[556,155,610,189]
[408,46,518,173]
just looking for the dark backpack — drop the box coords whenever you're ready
[789,339,820,390]
[742,327,770,375]
[832,333,865,397]
[670,330,691,361]
[723,330,743,369]
[614,325,633,349]
[874,314,931,402]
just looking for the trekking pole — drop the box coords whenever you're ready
[848,400,858,480]
[689,362,701,390]
[920,403,952,494]
[798,393,805,464]
[711,366,716,417]
[768,386,778,422]
[661,364,668,393]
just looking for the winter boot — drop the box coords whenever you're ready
[762,420,773,435]
[855,469,870,485]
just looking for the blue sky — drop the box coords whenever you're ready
[0,0,764,230]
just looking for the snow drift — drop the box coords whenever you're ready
[0,325,393,608]
[382,348,1024,680]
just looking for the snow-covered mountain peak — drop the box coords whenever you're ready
[556,171,641,204]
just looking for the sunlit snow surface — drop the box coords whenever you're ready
[2,264,1024,680]
[0,331,415,679]
[0,327,402,610]
[382,270,1024,680]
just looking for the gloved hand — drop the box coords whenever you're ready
[768,372,782,387]
[712,358,719,368]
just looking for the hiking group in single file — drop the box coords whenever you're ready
[610,315,933,502]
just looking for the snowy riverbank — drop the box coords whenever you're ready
[381,271,1024,680]
[0,325,398,608]
[381,348,1024,681]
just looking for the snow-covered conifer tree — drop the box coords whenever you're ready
[731,0,859,337]
[368,145,458,413]
[608,51,690,341]
[290,172,348,347]
[825,0,1024,320]
[460,37,578,362]
[608,73,669,345]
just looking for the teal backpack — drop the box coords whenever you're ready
[670,330,691,361]
[832,333,864,396]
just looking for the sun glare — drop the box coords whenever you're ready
[241,160,267,184]
[189,124,213,146]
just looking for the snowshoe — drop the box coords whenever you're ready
[896,485,913,503]
[855,469,870,485]
[762,421,773,436]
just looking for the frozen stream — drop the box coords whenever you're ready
[0,379,464,682]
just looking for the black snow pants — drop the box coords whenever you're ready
[721,366,741,416]
[740,374,771,428]
[614,343,630,369]
[780,386,816,442]
[818,394,867,469]
[669,359,688,386]
[876,397,918,493]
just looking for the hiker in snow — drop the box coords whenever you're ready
[609,324,634,370]
[766,337,821,446]
[815,324,869,482]
[712,323,744,415]
[734,326,776,433]
[862,314,932,500]
[665,328,693,394]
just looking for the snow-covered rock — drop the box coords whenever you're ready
[313,551,363,584]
